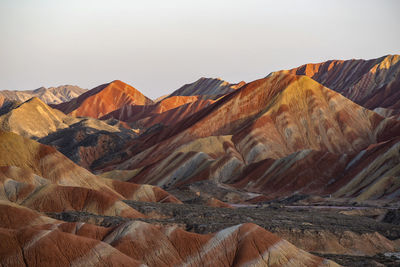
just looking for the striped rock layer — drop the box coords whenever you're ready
[168,77,245,99]
[282,54,400,118]
[0,97,138,169]
[0,130,181,218]
[102,95,215,129]
[53,80,153,118]
[97,71,400,201]
[0,201,338,267]
[0,85,87,105]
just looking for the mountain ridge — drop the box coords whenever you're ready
[0,85,87,104]
[52,80,153,118]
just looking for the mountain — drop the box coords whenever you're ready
[0,97,70,139]
[0,95,7,107]
[0,85,87,104]
[0,96,19,116]
[38,117,137,169]
[232,137,400,201]
[102,95,215,130]
[1,55,399,266]
[168,77,245,99]
[96,72,400,204]
[0,131,339,266]
[281,54,400,118]
[0,130,180,214]
[0,97,138,168]
[0,202,338,266]
[53,80,153,118]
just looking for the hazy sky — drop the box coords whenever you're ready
[0,0,399,98]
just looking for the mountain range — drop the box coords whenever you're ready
[0,85,87,104]
[0,54,399,266]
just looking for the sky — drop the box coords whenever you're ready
[0,0,399,99]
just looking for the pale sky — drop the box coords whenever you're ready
[0,0,399,99]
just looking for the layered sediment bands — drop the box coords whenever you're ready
[276,228,400,257]
[101,178,182,203]
[0,131,180,219]
[284,54,400,113]
[104,221,337,267]
[0,97,136,169]
[23,184,144,218]
[103,96,215,129]
[97,73,400,201]
[0,130,121,191]
[0,201,58,229]
[116,201,400,257]
[0,165,144,218]
[38,117,136,169]
[137,98,214,128]
[0,226,141,267]
[122,135,244,187]
[53,80,153,118]
[232,138,400,200]
[0,97,70,139]
[0,200,339,266]
[0,85,87,104]
[168,77,245,99]
[102,95,203,122]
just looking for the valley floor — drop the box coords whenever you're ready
[48,200,400,266]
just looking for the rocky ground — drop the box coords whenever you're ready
[48,199,400,266]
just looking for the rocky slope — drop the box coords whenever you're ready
[281,54,400,118]
[0,97,138,168]
[102,95,215,130]
[95,72,400,204]
[53,80,153,118]
[0,200,338,267]
[169,77,245,99]
[232,137,400,201]
[0,130,180,217]
[38,118,137,169]
[0,97,71,139]
[0,85,87,104]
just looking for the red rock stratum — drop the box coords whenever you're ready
[53,80,153,118]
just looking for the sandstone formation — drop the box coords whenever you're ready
[0,130,181,218]
[53,80,153,118]
[102,95,215,129]
[1,54,399,266]
[38,117,137,169]
[168,77,245,99]
[281,54,400,118]
[95,72,400,204]
[0,199,338,267]
[0,85,87,104]
[0,97,71,139]
[0,97,138,168]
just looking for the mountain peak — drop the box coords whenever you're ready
[0,85,87,105]
[169,77,245,98]
[52,80,153,118]
[25,96,45,104]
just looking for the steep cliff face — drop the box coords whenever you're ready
[53,80,153,118]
